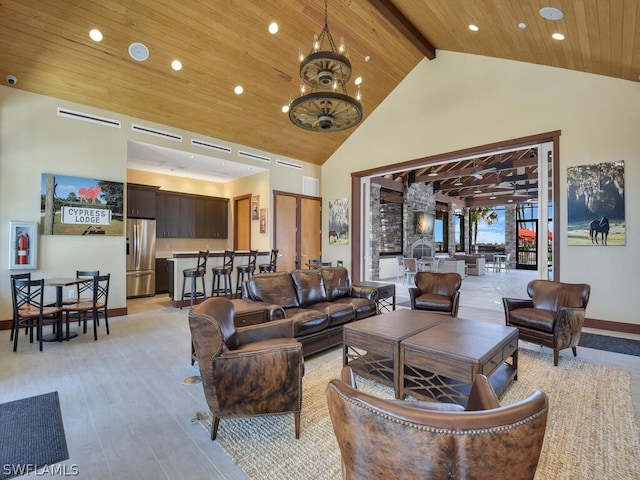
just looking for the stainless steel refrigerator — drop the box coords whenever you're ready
[126,218,156,298]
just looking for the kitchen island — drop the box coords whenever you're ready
[164,250,272,308]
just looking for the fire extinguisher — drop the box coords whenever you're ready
[17,232,29,265]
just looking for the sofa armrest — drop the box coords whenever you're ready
[502,297,533,312]
[408,287,421,309]
[350,285,378,301]
[237,318,294,344]
[232,297,286,321]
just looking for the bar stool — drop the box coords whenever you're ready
[235,249,258,294]
[211,250,235,297]
[258,249,278,273]
[180,250,208,309]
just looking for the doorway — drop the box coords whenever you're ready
[273,191,321,271]
[234,195,251,250]
[351,131,560,283]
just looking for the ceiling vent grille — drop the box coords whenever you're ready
[238,150,271,163]
[276,159,303,170]
[57,107,121,128]
[303,176,320,197]
[191,138,232,154]
[131,123,182,142]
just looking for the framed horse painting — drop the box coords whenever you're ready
[566,160,625,246]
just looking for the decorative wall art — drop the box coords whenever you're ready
[9,221,38,269]
[415,212,435,235]
[259,208,267,233]
[328,197,349,245]
[40,173,124,236]
[251,195,260,220]
[567,160,625,246]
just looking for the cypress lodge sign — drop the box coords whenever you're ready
[61,206,112,225]
[40,173,124,236]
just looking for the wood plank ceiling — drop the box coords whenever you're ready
[1,0,637,177]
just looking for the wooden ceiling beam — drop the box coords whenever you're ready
[368,0,437,60]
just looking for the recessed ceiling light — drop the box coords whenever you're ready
[468,24,479,32]
[89,29,103,42]
[364,55,371,62]
[282,105,290,113]
[518,23,527,30]
[539,7,564,20]
[489,195,496,200]
[268,22,279,34]
[128,42,149,61]
[171,60,183,71]
[552,33,565,40]
[474,189,482,194]
[354,76,363,85]
[234,85,244,95]
[508,199,514,203]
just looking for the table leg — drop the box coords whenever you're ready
[42,286,78,342]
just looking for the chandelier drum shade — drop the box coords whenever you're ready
[289,0,363,132]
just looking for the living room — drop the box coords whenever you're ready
[1,1,640,478]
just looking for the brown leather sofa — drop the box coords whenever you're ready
[408,271,462,317]
[240,267,378,356]
[326,366,548,480]
[503,279,591,366]
[189,297,303,440]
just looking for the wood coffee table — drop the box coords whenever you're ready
[400,318,518,406]
[343,310,450,399]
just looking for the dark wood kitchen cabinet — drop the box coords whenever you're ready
[153,189,228,239]
[156,192,180,238]
[155,258,170,294]
[127,184,157,218]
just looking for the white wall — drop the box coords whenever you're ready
[0,87,317,320]
[322,51,640,327]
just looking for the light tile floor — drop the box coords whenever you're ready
[1,270,638,479]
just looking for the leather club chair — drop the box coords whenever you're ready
[503,279,591,366]
[408,271,462,317]
[326,367,548,480]
[189,297,304,440]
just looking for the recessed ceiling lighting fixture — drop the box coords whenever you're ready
[89,29,103,42]
[518,23,527,30]
[552,33,565,40]
[539,7,564,20]
[474,188,482,194]
[269,22,279,34]
[354,76,363,85]
[234,85,244,95]
[171,60,183,71]
[489,194,496,200]
[281,105,290,113]
[468,24,479,32]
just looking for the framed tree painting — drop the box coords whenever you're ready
[567,160,625,246]
[328,198,349,245]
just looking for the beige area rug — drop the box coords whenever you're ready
[194,349,640,480]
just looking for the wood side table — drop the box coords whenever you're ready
[353,281,396,312]
[343,310,450,398]
[400,318,518,406]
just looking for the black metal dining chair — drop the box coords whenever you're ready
[11,277,63,351]
[63,273,110,341]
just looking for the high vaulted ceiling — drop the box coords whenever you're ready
[1,1,638,168]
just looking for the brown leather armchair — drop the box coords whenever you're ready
[326,367,548,480]
[189,297,304,440]
[408,271,462,317]
[503,279,590,366]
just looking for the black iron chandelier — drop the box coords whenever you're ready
[288,0,363,132]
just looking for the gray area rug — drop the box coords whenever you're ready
[0,392,69,479]
[194,348,640,480]
[579,332,640,356]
